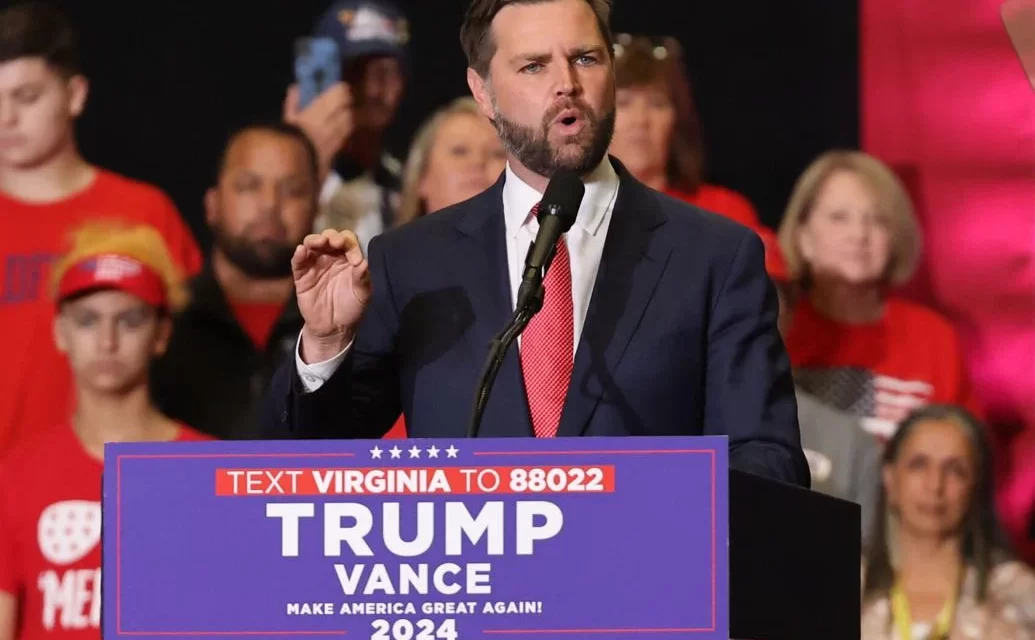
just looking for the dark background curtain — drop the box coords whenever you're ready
[2,0,858,248]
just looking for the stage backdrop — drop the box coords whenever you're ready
[861,0,1035,557]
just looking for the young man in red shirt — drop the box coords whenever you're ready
[0,2,202,455]
[0,222,211,640]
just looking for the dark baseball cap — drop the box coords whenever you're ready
[313,0,410,62]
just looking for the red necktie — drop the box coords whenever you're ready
[520,202,574,438]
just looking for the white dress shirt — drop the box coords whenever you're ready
[295,158,621,392]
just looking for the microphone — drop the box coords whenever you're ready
[467,169,586,438]
[515,169,584,312]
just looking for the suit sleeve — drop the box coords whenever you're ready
[705,231,811,487]
[261,234,402,439]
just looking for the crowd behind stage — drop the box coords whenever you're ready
[2,1,1035,638]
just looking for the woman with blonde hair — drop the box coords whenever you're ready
[862,404,1035,639]
[381,97,505,439]
[778,150,982,441]
[608,34,759,227]
[396,96,506,226]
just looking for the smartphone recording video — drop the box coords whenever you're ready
[294,37,342,109]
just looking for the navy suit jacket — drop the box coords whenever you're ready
[263,161,810,487]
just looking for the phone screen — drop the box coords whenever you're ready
[295,37,342,109]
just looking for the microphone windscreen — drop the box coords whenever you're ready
[540,169,585,232]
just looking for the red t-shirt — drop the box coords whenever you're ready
[0,170,202,456]
[0,423,211,640]
[666,184,760,229]
[229,302,284,349]
[785,297,983,441]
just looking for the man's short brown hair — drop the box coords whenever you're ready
[460,0,614,78]
[0,2,81,77]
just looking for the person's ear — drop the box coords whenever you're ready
[67,75,89,118]
[152,315,173,357]
[204,187,220,227]
[467,68,495,121]
[53,313,68,354]
[797,222,816,264]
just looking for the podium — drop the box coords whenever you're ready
[102,436,859,640]
[728,469,860,640]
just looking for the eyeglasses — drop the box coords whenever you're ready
[613,33,684,61]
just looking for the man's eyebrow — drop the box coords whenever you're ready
[508,51,551,66]
[507,45,607,66]
[570,45,607,58]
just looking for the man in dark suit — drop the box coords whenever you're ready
[262,0,809,486]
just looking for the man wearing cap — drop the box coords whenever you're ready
[284,0,409,254]
[755,224,880,545]
[0,222,211,640]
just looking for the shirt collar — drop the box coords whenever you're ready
[502,157,619,239]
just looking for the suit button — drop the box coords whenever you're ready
[280,410,288,424]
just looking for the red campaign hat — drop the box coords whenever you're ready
[752,226,789,283]
[56,253,167,307]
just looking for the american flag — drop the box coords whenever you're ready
[83,255,142,282]
[795,367,934,441]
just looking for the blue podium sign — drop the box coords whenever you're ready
[102,436,728,639]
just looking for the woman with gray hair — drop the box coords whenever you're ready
[862,404,1035,639]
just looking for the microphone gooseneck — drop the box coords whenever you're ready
[467,169,586,438]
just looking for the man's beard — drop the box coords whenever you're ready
[211,221,296,280]
[490,96,615,178]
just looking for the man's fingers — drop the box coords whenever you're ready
[302,232,329,250]
[305,83,350,124]
[283,84,300,121]
[305,230,361,262]
[339,230,364,266]
[291,246,314,285]
[345,245,364,266]
[353,259,372,305]
[325,229,347,251]
[325,109,353,141]
[323,83,353,117]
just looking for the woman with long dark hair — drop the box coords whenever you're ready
[862,404,1035,639]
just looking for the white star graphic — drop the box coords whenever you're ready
[408,446,422,459]
[426,446,440,458]
[446,445,459,458]
[389,446,402,459]
[370,446,383,459]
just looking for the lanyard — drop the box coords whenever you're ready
[890,579,959,640]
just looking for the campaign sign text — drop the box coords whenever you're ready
[102,436,728,639]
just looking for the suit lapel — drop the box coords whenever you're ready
[556,173,672,437]
[450,180,534,437]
